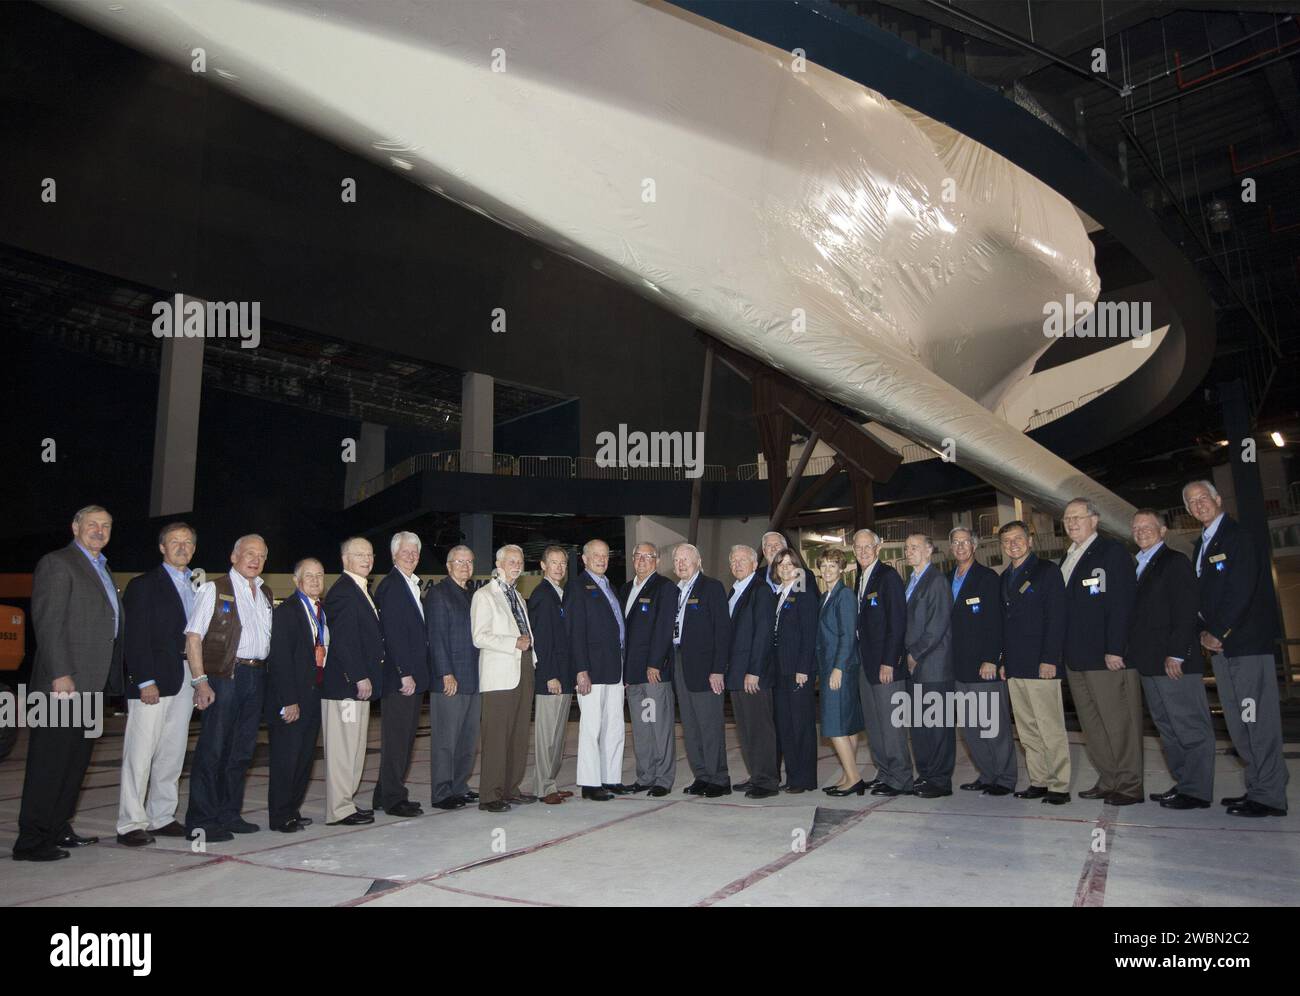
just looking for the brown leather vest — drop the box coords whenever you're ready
[202,573,273,678]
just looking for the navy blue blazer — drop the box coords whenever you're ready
[816,581,857,675]
[528,578,572,693]
[771,580,818,677]
[948,562,1003,684]
[566,570,625,685]
[1128,544,1200,675]
[122,564,189,699]
[425,578,479,693]
[855,560,906,685]
[374,570,432,694]
[266,593,323,711]
[321,575,386,700]
[724,575,775,690]
[1192,515,1278,657]
[675,574,731,693]
[999,554,1065,680]
[620,572,675,684]
[1060,535,1136,671]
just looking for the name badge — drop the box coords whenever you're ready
[585,584,597,590]
[638,597,652,603]
[867,592,878,607]
[1081,577,1100,587]
[1208,554,1226,564]
[965,597,981,605]
[687,598,699,605]
[1019,581,1031,594]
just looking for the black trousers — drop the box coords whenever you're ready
[730,688,780,791]
[15,723,97,854]
[909,677,957,791]
[267,689,321,827]
[773,675,819,790]
[373,689,423,810]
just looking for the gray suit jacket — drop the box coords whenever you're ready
[904,564,952,684]
[30,542,124,695]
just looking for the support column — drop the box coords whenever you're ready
[343,422,387,507]
[149,301,205,518]
[460,372,494,568]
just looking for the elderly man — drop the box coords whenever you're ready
[529,545,574,804]
[999,521,1070,805]
[183,534,274,842]
[266,558,328,832]
[620,543,676,796]
[903,534,954,797]
[15,505,123,862]
[472,544,538,813]
[1059,498,1140,806]
[320,537,384,826]
[725,544,779,798]
[1127,509,1212,810]
[671,543,732,797]
[852,528,912,796]
[760,531,787,593]
[426,545,481,810]
[116,522,198,847]
[947,528,1015,796]
[567,539,631,800]
[371,532,429,818]
[1185,480,1288,817]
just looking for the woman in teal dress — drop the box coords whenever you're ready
[816,550,866,795]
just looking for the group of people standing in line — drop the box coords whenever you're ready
[10,476,1288,863]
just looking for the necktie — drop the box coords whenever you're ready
[504,583,532,664]
[313,599,326,685]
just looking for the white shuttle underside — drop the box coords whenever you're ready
[55,0,1140,526]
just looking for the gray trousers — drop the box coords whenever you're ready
[1212,654,1289,811]
[856,665,886,777]
[859,677,914,791]
[1066,666,1144,797]
[430,690,481,804]
[955,679,1018,790]
[533,693,571,796]
[673,649,729,787]
[730,688,779,791]
[626,681,677,789]
[1141,672,1215,803]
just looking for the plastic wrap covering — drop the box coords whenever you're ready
[54,0,1135,527]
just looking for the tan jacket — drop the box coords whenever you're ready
[471,577,534,693]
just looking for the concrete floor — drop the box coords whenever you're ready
[2,712,1296,906]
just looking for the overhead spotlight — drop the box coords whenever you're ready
[1271,431,1284,447]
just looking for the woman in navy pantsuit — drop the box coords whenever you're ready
[815,550,865,794]
[770,549,820,792]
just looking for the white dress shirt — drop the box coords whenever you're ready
[674,571,699,645]
[1060,531,1098,585]
[624,573,651,616]
[186,568,273,660]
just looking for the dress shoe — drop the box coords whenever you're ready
[326,812,374,826]
[647,786,670,797]
[293,817,313,827]
[627,783,653,794]
[542,792,565,805]
[56,831,98,847]
[508,794,539,805]
[1105,792,1144,806]
[826,780,868,797]
[1014,785,1048,799]
[861,778,881,790]
[150,821,187,837]
[870,784,905,797]
[1148,787,1179,803]
[603,783,634,795]
[783,786,809,794]
[226,819,260,834]
[982,785,1012,797]
[960,781,988,792]
[479,800,511,813]
[13,844,70,862]
[1042,791,1071,805]
[270,820,305,833]
[914,783,953,798]
[734,780,753,792]
[557,790,574,799]
[745,786,780,799]
[582,787,615,801]
[1226,799,1286,818]
[683,780,707,795]
[355,807,374,817]
[187,827,234,843]
[431,797,467,811]
[1220,794,1247,807]
[461,791,480,802]
[703,783,733,798]
[1078,785,1108,800]
[115,830,154,847]
[386,801,423,818]
[1160,793,1211,810]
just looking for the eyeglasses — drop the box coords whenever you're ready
[633,552,658,560]
[449,559,473,568]
[1062,515,1093,524]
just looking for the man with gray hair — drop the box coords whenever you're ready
[425,544,482,810]
[671,542,732,796]
[903,533,954,797]
[852,528,909,794]
[184,533,274,842]
[620,542,677,796]
[371,532,429,818]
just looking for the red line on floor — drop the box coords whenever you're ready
[424,880,563,907]
[1073,803,1117,908]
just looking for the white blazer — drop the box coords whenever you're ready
[471,578,535,693]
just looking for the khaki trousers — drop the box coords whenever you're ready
[1066,667,1144,797]
[322,698,371,823]
[1007,677,1071,793]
